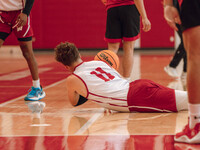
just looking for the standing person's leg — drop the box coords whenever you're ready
[18,39,45,101]
[108,42,120,54]
[122,41,135,79]
[175,26,200,144]
[12,10,45,101]
[108,41,135,79]
[19,40,39,80]
[164,43,183,78]
[183,26,200,110]
[106,5,139,79]
[164,0,200,143]
[164,25,184,78]
[120,5,140,79]
[169,42,185,68]
[106,7,123,75]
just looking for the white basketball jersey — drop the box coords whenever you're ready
[73,61,130,112]
[0,0,24,11]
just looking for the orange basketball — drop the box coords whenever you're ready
[94,50,119,70]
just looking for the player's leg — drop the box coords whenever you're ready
[122,41,135,79]
[173,0,200,143]
[121,5,140,79]
[19,39,38,80]
[108,42,120,54]
[12,11,45,101]
[164,26,184,78]
[105,6,121,53]
[127,79,178,112]
[174,26,200,144]
[18,39,45,101]
[105,7,123,74]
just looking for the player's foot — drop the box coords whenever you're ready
[24,86,46,101]
[174,122,200,144]
[164,65,179,78]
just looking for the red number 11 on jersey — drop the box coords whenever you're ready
[90,67,115,82]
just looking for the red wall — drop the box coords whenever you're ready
[140,0,174,48]
[4,0,174,49]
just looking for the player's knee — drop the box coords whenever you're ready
[21,48,32,59]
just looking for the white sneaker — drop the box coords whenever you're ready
[164,66,179,78]
[174,122,200,144]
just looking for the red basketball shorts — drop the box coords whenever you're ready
[0,10,33,39]
[127,79,177,112]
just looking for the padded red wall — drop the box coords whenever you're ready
[4,0,174,49]
[140,0,174,48]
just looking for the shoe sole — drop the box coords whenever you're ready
[24,92,46,101]
[174,132,200,144]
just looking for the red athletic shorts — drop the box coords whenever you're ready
[127,79,177,112]
[0,10,33,39]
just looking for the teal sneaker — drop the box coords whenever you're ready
[24,86,46,101]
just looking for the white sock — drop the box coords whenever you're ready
[189,103,200,129]
[175,90,188,111]
[32,79,40,88]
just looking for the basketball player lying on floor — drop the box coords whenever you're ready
[54,42,188,113]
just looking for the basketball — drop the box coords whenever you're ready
[94,50,119,70]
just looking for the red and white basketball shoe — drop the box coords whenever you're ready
[174,122,200,144]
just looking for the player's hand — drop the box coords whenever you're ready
[142,17,151,32]
[164,5,181,31]
[16,13,28,28]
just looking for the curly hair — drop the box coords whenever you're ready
[54,42,80,66]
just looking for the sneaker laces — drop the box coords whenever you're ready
[27,87,40,96]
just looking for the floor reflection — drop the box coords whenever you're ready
[174,143,200,150]
[25,101,46,118]
[1,134,200,150]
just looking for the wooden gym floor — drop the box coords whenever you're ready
[0,46,198,150]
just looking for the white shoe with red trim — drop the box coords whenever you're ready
[174,122,200,144]
[164,65,179,78]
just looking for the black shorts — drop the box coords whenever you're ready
[180,0,200,31]
[105,5,140,43]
